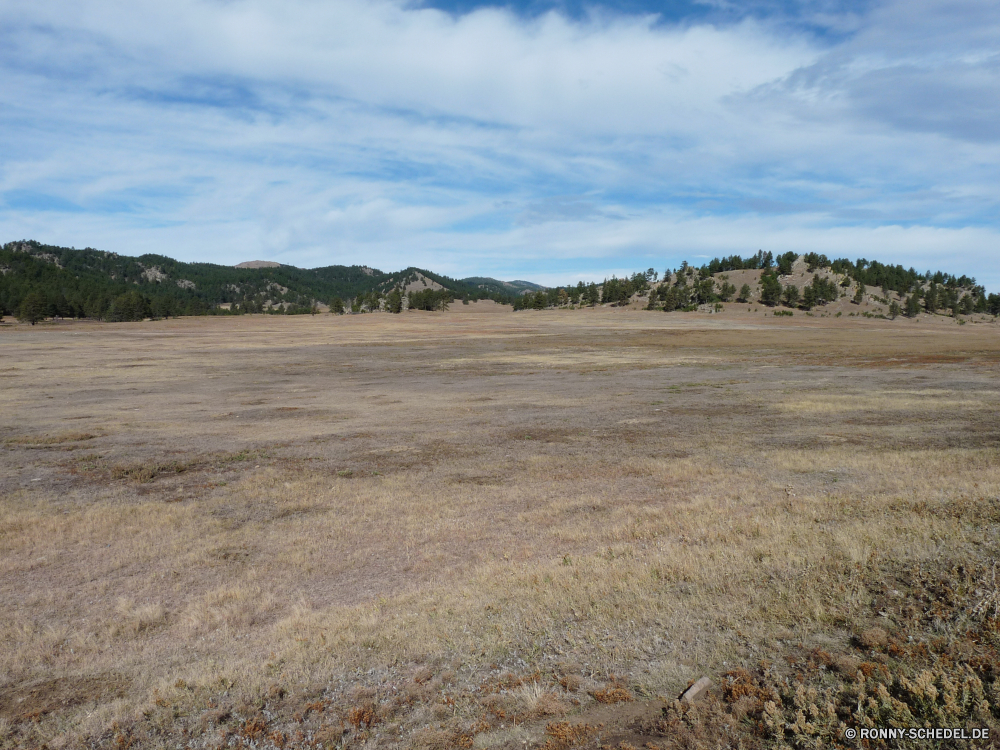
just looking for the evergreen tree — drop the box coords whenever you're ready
[185,298,208,316]
[17,291,47,325]
[776,252,797,276]
[330,297,345,315]
[905,293,921,318]
[385,288,403,314]
[660,284,690,312]
[803,252,830,272]
[782,284,800,308]
[151,296,175,319]
[853,282,866,304]
[988,293,1000,316]
[759,272,782,306]
[801,283,817,310]
[975,291,988,313]
[108,291,151,321]
[737,283,752,303]
[694,278,716,305]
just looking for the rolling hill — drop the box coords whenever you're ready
[0,240,525,320]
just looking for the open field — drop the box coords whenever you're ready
[2,307,1000,749]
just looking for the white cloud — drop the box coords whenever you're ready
[0,0,998,288]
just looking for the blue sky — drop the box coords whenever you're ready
[1,0,998,288]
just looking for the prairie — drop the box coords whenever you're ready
[1,306,999,749]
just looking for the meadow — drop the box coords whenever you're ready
[2,306,999,749]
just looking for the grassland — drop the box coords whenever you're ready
[2,306,1000,749]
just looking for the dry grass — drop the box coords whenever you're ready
[3,431,96,446]
[1,308,999,748]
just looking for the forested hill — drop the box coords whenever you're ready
[460,277,546,296]
[0,240,520,320]
[514,250,999,318]
[4,240,997,324]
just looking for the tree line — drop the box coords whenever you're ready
[1,241,516,323]
[5,241,998,323]
[512,251,1000,317]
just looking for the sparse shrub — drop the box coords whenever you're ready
[558,674,581,693]
[514,682,568,717]
[592,687,632,704]
[858,627,888,650]
[540,722,598,750]
[347,702,379,729]
[110,460,187,483]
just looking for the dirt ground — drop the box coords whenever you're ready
[2,307,1000,749]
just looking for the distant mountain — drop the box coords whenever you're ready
[0,240,525,320]
[460,277,546,295]
[235,260,281,269]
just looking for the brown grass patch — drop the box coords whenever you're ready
[4,431,96,446]
[2,311,999,748]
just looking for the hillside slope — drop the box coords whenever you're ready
[515,250,999,319]
[0,241,519,319]
[460,277,545,295]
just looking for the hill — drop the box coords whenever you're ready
[234,260,281,269]
[0,241,522,321]
[460,276,545,295]
[4,240,998,323]
[515,250,1000,319]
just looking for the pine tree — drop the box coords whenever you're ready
[777,252,797,276]
[759,272,782,306]
[386,288,403,314]
[694,278,715,305]
[801,284,817,310]
[17,292,47,325]
[905,293,921,318]
[737,283,752,303]
[782,284,800,308]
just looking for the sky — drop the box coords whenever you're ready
[1,0,998,288]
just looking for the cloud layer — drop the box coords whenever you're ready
[1,0,997,287]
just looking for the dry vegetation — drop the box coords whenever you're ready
[1,307,1000,749]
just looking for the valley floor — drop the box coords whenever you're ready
[2,308,1000,748]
